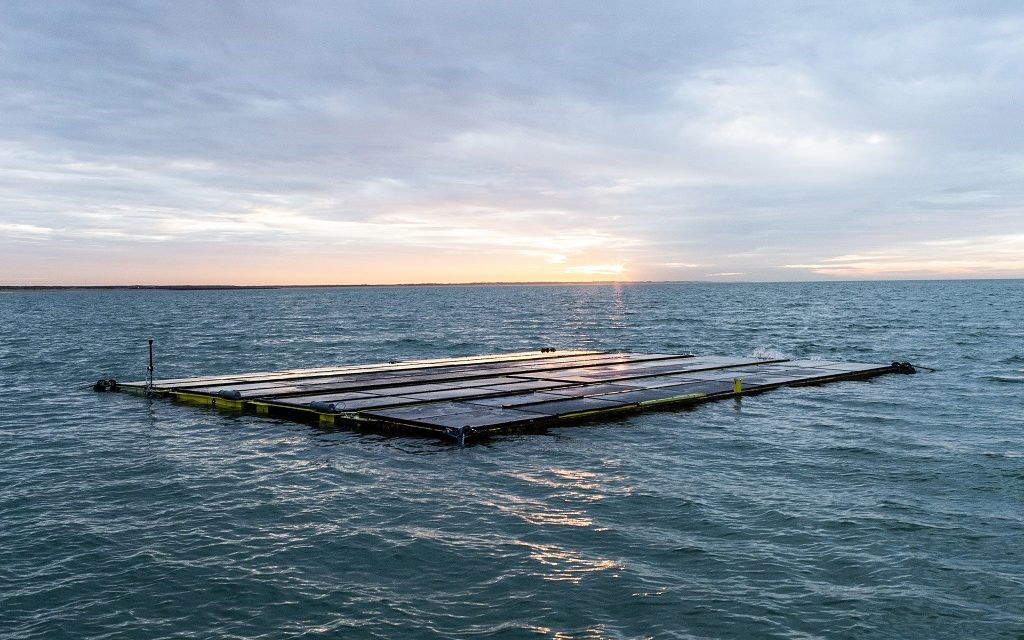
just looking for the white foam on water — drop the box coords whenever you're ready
[748,346,789,360]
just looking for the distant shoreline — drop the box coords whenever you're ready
[0,281,659,291]
[1,278,1021,290]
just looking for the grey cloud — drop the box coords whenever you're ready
[1,1,1023,282]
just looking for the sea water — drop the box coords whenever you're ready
[1,281,1022,638]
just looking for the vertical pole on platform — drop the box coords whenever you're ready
[146,338,154,397]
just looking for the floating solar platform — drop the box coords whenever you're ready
[110,350,913,444]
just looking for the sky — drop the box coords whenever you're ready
[1,1,1023,285]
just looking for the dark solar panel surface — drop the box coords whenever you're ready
[134,351,895,435]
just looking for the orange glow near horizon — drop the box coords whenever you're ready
[782,234,1024,280]
[3,221,1022,286]
[0,241,636,286]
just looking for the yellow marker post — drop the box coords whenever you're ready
[733,378,743,394]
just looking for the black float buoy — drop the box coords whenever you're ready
[93,379,118,392]
[891,361,917,374]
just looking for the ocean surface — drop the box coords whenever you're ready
[1,280,1022,639]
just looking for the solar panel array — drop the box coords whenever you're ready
[121,350,896,440]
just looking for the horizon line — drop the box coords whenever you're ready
[2,276,1022,291]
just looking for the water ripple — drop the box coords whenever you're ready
[1,282,1023,638]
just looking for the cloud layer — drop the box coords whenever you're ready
[2,1,1022,284]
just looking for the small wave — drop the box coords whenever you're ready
[749,346,788,359]
[983,451,1024,459]
[1000,354,1024,364]
[825,445,882,457]
[982,375,1024,384]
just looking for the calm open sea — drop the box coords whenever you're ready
[1,281,1022,639]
